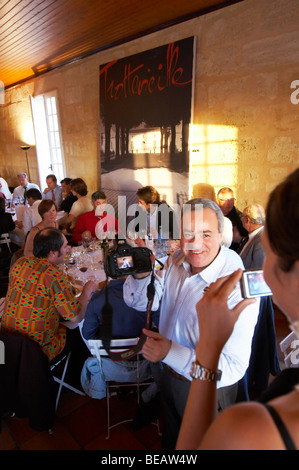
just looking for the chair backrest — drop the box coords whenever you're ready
[88,338,139,364]
[0,332,55,430]
[0,233,11,252]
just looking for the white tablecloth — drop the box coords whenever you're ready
[6,205,26,222]
[63,245,107,293]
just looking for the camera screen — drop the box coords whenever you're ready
[116,256,133,269]
[247,271,272,297]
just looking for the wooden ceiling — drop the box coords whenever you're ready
[0,0,241,89]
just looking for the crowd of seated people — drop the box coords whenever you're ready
[0,169,298,451]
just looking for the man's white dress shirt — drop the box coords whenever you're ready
[22,200,42,235]
[12,183,40,205]
[124,246,260,388]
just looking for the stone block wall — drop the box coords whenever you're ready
[0,0,298,211]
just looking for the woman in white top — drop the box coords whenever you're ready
[63,178,93,233]
[0,176,12,200]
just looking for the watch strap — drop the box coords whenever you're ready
[190,361,222,382]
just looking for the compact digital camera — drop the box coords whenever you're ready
[241,269,272,298]
[104,239,153,279]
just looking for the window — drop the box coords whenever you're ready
[30,91,65,190]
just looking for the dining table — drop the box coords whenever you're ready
[5,204,25,222]
[60,241,108,332]
[62,237,180,295]
[62,242,107,295]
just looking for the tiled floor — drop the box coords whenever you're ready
[0,387,162,450]
[0,302,291,451]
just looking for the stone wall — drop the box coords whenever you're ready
[0,0,298,211]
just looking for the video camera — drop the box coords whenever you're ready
[104,239,153,279]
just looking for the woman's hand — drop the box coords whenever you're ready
[196,269,256,366]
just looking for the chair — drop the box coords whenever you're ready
[50,351,85,410]
[88,338,155,439]
[0,332,56,431]
[280,331,299,369]
[0,233,11,253]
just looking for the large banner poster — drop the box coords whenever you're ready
[99,36,196,215]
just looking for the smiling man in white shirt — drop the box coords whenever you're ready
[123,198,260,450]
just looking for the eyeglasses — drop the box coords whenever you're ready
[218,198,235,203]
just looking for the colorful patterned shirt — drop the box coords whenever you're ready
[1,256,81,360]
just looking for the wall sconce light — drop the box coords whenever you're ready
[20,145,31,182]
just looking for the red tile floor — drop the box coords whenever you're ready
[0,385,162,451]
[0,306,291,451]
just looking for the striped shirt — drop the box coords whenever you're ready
[124,246,260,387]
[1,257,81,360]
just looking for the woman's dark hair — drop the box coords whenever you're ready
[266,168,299,272]
[136,186,161,205]
[33,228,64,258]
[38,199,57,218]
[70,178,88,196]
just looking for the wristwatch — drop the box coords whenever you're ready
[190,361,222,382]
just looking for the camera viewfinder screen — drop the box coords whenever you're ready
[248,272,272,296]
[117,256,133,269]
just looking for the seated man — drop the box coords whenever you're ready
[42,174,63,209]
[72,190,118,244]
[22,188,42,236]
[1,228,97,363]
[81,278,161,405]
[60,177,77,213]
[136,185,179,239]
[12,172,40,206]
